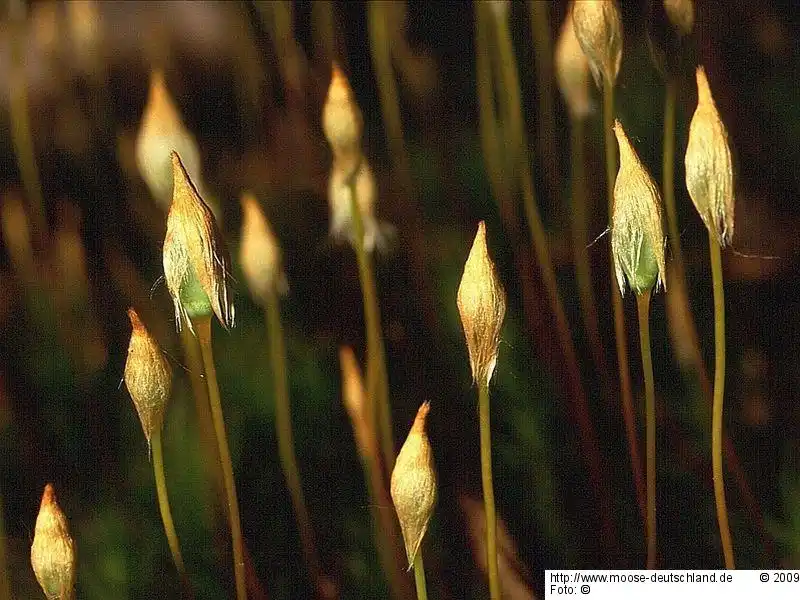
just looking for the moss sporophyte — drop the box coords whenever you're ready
[163,152,234,333]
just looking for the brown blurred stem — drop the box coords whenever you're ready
[151,430,194,597]
[8,0,46,248]
[347,170,395,473]
[368,1,411,182]
[568,118,617,411]
[663,80,681,264]
[264,287,327,594]
[352,394,411,600]
[194,316,247,600]
[478,382,500,600]
[487,5,615,555]
[311,1,337,65]
[528,0,558,199]
[636,290,657,569]
[709,238,735,569]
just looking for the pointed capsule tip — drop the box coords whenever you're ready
[41,483,56,508]
[411,402,431,434]
[127,307,145,331]
[695,66,713,106]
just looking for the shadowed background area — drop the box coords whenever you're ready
[1,1,799,598]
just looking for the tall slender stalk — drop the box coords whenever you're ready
[368,2,411,181]
[413,548,428,600]
[8,0,46,246]
[636,291,657,569]
[151,430,194,595]
[366,455,410,600]
[528,0,558,198]
[194,316,247,600]
[603,78,640,532]
[488,5,615,551]
[573,110,645,525]
[347,174,395,472]
[663,80,680,261]
[709,238,735,569]
[664,77,766,562]
[478,383,500,600]
[264,287,326,593]
[180,328,225,504]
[569,118,615,407]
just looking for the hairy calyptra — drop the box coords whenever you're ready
[239,192,287,304]
[31,484,76,600]
[685,66,735,247]
[612,121,666,295]
[556,2,592,120]
[124,308,172,445]
[457,222,506,386]
[163,152,234,332]
[390,402,437,569]
[572,0,623,88]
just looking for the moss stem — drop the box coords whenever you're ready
[151,430,194,596]
[663,80,680,261]
[8,0,46,247]
[194,316,247,600]
[662,78,765,562]
[413,549,429,600]
[264,289,326,592]
[569,116,615,410]
[368,2,410,180]
[180,328,225,505]
[528,0,558,198]
[709,237,735,568]
[347,173,395,473]
[359,423,411,600]
[604,77,641,536]
[636,290,657,569]
[478,382,500,600]
[489,5,615,554]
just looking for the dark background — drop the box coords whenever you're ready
[1,1,799,598]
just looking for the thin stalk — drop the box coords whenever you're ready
[8,0,46,246]
[311,1,337,64]
[180,328,225,504]
[194,316,247,600]
[661,79,768,561]
[489,6,615,552]
[151,430,193,595]
[347,173,395,472]
[573,114,645,525]
[636,291,657,569]
[709,238,735,568]
[359,425,411,600]
[412,549,428,600]
[528,0,558,198]
[368,1,411,181]
[569,118,615,405]
[264,288,325,592]
[603,77,640,530]
[663,80,680,261]
[478,382,500,600]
